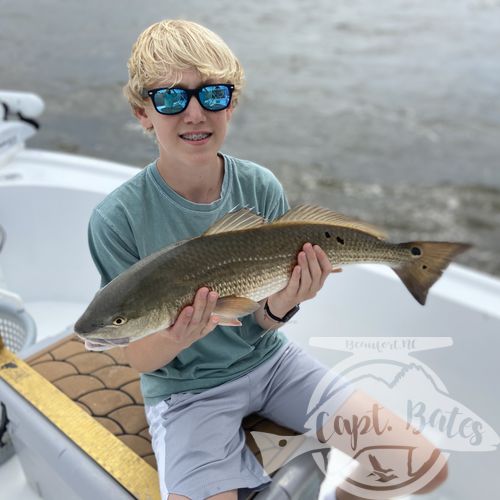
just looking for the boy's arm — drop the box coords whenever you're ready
[254,242,337,330]
[125,288,220,373]
[88,209,140,286]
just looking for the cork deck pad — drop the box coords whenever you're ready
[25,334,298,471]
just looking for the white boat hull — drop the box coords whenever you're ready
[1,147,499,499]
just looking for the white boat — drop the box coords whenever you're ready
[0,92,499,499]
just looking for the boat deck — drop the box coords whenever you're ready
[1,327,300,499]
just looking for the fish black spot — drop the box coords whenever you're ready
[422,265,428,270]
[336,236,344,245]
[325,231,331,238]
[411,246,422,256]
[279,439,287,447]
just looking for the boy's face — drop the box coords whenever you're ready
[135,69,233,170]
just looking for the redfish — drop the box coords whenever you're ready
[75,205,469,348]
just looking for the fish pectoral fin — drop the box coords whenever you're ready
[215,316,243,327]
[273,204,388,240]
[214,296,261,322]
[203,209,267,235]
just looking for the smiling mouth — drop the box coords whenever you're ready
[179,132,212,142]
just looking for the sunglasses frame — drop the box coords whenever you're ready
[143,84,235,115]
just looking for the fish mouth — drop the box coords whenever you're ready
[85,337,130,346]
[83,338,129,351]
[76,334,130,348]
[91,337,130,345]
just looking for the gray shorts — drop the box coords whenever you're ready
[145,342,348,499]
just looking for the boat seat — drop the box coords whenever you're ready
[25,334,300,476]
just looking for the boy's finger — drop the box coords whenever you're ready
[314,244,330,266]
[200,314,219,337]
[314,245,334,286]
[200,291,218,326]
[177,305,193,326]
[167,305,193,342]
[306,245,323,284]
[190,287,209,325]
[286,265,301,295]
[297,251,312,291]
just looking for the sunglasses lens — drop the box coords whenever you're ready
[150,85,233,114]
[199,85,232,111]
[153,88,188,115]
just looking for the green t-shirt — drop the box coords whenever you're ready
[88,153,290,406]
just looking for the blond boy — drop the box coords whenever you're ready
[88,19,447,500]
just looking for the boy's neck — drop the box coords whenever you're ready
[156,154,224,204]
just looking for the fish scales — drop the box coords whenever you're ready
[132,224,407,312]
[74,204,470,348]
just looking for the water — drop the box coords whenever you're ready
[1,0,500,276]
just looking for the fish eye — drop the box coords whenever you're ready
[112,316,127,326]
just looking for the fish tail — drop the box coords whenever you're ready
[393,241,471,305]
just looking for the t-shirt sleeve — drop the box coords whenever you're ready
[260,169,290,221]
[88,209,139,287]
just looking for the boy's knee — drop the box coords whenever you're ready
[415,461,449,494]
[167,490,237,500]
[206,490,238,500]
[335,462,448,499]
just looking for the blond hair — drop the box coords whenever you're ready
[124,20,244,110]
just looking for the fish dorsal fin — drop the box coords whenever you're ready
[274,204,388,240]
[203,209,267,235]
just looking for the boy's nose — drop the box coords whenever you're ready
[183,96,206,123]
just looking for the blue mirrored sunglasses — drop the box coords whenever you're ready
[142,84,234,115]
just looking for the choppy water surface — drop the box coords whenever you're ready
[1,0,499,276]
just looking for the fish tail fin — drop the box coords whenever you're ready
[393,241,471,305]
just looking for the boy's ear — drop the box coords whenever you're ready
[134,106,153,130]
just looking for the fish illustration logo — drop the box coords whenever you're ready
[251,337,500,498]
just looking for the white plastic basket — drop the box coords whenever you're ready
[0,289,37,464]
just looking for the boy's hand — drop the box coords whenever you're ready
[160,287,219,348]
[124,287,219,372]
[266,243,339,319]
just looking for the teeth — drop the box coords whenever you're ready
[181,133,210,141]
